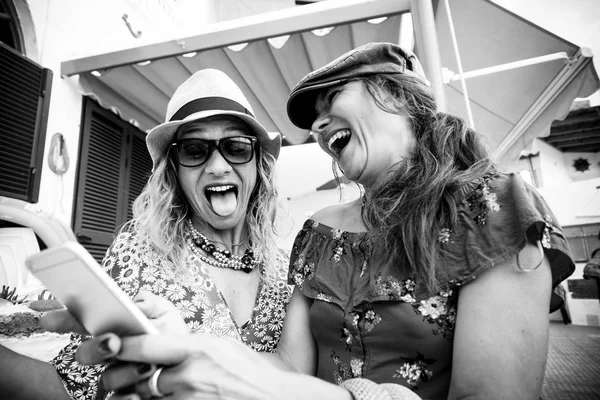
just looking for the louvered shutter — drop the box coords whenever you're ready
[0,42,52,202]
[125,132,153,221]
[74,99,129,261]
[73,98,151,263]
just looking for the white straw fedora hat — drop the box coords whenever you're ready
[146,68,281,170]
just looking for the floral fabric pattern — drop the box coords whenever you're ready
[290,255,315,286]
[374,274,416,303]
[51,337,105,400]
[51,230,292,399]
[541,214,559,249]
[394,353,435,390]
[414,289,456,339]
[332,351,364,384]
[363,306,382,332]
[289,172,574,400]
[466,174,501,226]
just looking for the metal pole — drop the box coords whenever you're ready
[410,0,446,112]
[445,52,570,82]
[494,48,593,159]
[442,0,474,129]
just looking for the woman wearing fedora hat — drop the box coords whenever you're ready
[0,69,293,400]
[46,43,574,400]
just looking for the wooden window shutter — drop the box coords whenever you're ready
[74,99,128,262]
[73,98,152,263]
[0,42,52,202]
[124,131,153,221]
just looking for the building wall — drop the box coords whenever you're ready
[507,138,600,190]
[563,151,600,181]
[9,0,600,325]
[534,140,600,186]
[535,139,574,187]
[15,0,293,226]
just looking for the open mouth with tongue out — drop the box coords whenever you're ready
[205,184,238,216]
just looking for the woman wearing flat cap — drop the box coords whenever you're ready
[1,68,293,400]
[50,43,574,400]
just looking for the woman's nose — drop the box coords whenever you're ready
[204,148,232,175]
[311,113,331,134]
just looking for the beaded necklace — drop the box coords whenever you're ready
[187,220,257,273]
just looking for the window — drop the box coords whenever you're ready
[72,98,152,263]
[0,0,22,50]
[0,42,52,202]
[563,223,600,262]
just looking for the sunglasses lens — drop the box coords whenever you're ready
[221,137,254,164]
[174,136,255,167]
[177,140,210,166]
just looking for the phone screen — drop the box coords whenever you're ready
[26,242,157,336]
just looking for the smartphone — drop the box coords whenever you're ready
[25,241,158,336]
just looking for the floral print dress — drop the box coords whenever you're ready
[289,172,574,400]
[51,230,293,400]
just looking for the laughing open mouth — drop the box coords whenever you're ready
[205,185,238,216]
[326,129,351,157]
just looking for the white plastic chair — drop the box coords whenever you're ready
[0,196,76,298]
[0,227,43,294]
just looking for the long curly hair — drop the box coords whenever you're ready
[359,74,498,293]
[125,125,288,281]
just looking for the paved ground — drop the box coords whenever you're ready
[542,321,600,400]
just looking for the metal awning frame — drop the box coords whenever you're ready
[60,0,452,132]
[61,0,412,77]
[495,48,595,158]
[59,0,598,167]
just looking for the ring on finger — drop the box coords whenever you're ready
[147,367,165,398]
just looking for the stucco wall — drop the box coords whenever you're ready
[17,0,294,226]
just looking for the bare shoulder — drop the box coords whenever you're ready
[310,199,366,232]
[310,204,345,224]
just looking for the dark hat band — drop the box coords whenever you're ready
[169,97,253,122]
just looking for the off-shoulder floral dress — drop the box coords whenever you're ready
[51,229,293,400]
[289,172,574,400]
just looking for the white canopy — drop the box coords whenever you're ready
[61,0,599,170]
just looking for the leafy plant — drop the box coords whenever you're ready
[37,289,56,301]
[0,285,26,305]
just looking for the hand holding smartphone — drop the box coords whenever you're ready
[25,241,158,337]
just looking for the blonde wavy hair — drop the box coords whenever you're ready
[124,124,288,281]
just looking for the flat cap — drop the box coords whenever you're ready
[287,42,429,130]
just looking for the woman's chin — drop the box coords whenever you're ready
[204,211,244,230]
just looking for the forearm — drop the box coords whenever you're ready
[259,351,298,372]
[274,371,353,400]
[0,344,71,400]
[272,373,423,400]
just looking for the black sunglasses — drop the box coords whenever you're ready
[171,136,257,167]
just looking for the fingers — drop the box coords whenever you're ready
[40,309,88,334]
[114,334,193,365]
[106,394,141,400]
[114,334,248,365]
[76,333,121,365]
[132,366,170,399]
[101,362,157,393]
[133,291,177,319]
[134,291,189,335]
